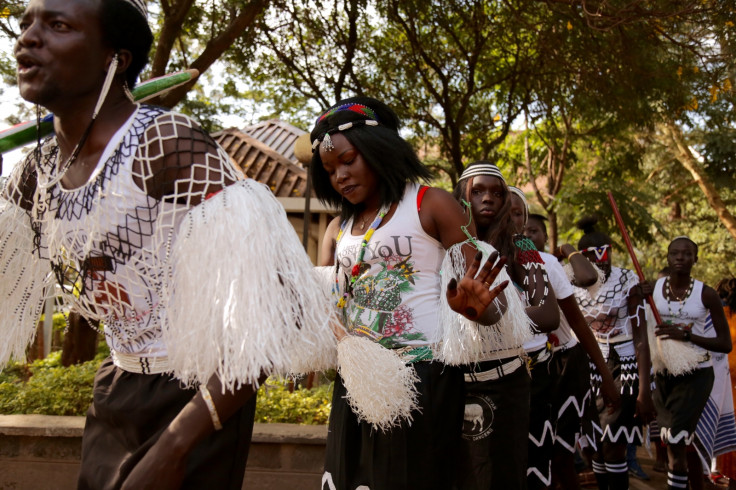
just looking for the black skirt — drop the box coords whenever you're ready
[77,357,256,490]
[323,361,464,490]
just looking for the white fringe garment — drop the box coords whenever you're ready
[0,198,51,367]
[437,240,533,365]
[163,180,335,391]
[337,334,420,431]
[645,306,702,376]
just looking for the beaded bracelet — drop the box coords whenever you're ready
[200,385,223,431]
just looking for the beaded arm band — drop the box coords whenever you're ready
[199,385,223,431]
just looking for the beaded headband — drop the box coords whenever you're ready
[583,244,610,263]
[458,163,506,183]
[311,103,380,152]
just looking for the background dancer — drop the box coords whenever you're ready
[523,212,621,490]
[571,216,655,490]
[2,1,333,488]
[311,97,508,490]
[648,237,732,490]
[452,163,558,489]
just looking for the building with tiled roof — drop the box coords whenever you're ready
[212,122,334,264]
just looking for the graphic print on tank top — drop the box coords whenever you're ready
[338,236,428,348]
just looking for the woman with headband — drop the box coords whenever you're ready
[571,216,655,490]
[310,97,510,490]
[452,162,559,490]
[647,237,731,490]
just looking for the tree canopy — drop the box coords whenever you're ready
[1,0,734,283]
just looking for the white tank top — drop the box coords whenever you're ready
[335,183,444,347]
[653,277,712,366]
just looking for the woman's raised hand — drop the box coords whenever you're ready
[446,251,509,322]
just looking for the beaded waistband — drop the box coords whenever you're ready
[112,351,170,374]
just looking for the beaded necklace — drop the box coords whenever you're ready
[333,203,391,309]
[664,275,695,319]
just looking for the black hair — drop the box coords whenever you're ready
[100,0,153,87]
[668,236,699,256]
[309,96,431,223]
[452,160,515,261]
[576,215,611,249]
[527,213,548,236]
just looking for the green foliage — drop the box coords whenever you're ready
[255,378,332,425]
[0,354,332,425]
[0,351,99,416]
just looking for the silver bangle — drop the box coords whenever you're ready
[199,385,223,431]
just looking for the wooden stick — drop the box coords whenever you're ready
[607,191,663,325]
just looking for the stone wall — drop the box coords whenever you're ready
[0,415,326,490]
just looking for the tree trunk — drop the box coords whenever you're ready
[60,312,100,367]
[662,120,736,242]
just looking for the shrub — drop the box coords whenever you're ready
[0,351,99,416]
[256,378,332,425]
[0,352,332,425]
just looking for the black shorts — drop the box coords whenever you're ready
[527,348,554,489]
[653,367,714,445]
[550,343,592,453]
[591,348,643,445]
[78,357,256,490]
[458,356,531,490]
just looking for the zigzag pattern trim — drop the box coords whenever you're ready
[601,424,643,444]
[583,421,603,451]
[526,464,552,486]
[660,427,696,445]
[528,420,556,447]
[557,389,592,419]
[322,472,336,490]
[555,430,581,453]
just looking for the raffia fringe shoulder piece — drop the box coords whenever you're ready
[645,305,702,375]
[437,240,533,365]
[162,179,335,391]
[0,197,52,368]
[337,335,420,431]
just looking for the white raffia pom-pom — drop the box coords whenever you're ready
[163,180,334,390]
[645,306,701,376]
[337,335,420,432]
